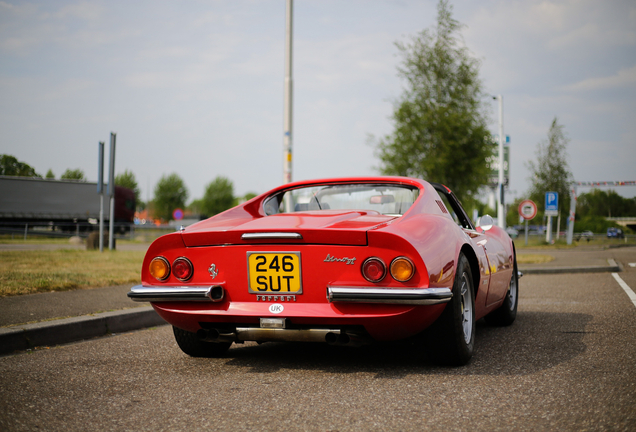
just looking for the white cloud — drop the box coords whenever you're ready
[563,65,636,91]
[54,1,104,21]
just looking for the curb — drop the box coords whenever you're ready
[0,306,166,356]
[605,244,635,249]
[520,259,620,275]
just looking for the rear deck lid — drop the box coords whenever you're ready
[181,210,396,246]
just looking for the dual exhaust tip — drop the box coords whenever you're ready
[324,331,368,347]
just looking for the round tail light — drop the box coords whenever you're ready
[172,257,193,281]
[149,257,170,281]
[390,257,414,282]
[361,257,386,283]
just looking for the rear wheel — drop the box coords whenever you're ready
[172,326,232,357]
[426,253,475,366]
[484,253,519,327]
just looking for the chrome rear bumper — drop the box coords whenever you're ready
[128,284,452,306]
[127,285,224,302]
[327,286,452,305]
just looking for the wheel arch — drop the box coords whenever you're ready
[460,244,481,296]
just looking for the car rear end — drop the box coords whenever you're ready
[128,179,453,347]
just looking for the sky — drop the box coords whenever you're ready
[1,0,635,205]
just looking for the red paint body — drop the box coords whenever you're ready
[142,177,515,342]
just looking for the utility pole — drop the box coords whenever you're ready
[282,0,293,213]
[283,0,293,185]
[495,95,505,229]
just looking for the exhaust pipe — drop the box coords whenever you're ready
[325,331,370,347]
[207,285,225,302]
[197,328,236,344]
[325,332,347,345]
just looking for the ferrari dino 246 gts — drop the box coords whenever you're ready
[129,177,519,365]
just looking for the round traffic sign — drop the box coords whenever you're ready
[518,200,537,220]
[172,208,184,221]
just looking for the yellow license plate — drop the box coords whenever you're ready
[247,252,302,294]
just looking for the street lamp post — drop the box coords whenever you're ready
[283,0,293,186]
[282,0,293,213]
[495,95,505,229]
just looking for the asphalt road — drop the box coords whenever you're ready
[1,266,635,431]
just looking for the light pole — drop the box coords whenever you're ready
[282,0,293,213]
[494,95,505,229]
[283,0,293,186]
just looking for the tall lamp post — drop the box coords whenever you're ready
[283,0,293,186]
[494,95,505,229]
[282,0,293,213]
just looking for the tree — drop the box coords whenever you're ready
[376,0,492,203]
[0,154,41,177]
[526,117,573,220]
[153,173,189,221]
[45,169,55,179]
[202,176,235,216]
[233,192,258,207]
[577,189,636,218]
[115,169,142,208]
[61,168,86,181]
[187,198,205,216]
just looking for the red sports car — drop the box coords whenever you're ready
[129,177,519,365]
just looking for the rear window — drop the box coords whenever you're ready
[264,184,419,216]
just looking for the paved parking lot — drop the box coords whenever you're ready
[1,260,635,431]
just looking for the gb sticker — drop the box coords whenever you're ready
[269,304,284,314]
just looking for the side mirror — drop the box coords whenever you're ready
[476,215,494,231]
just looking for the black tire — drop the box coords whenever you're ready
[484,252,519,327]
[172,326,232,358]
[426,253,475,366]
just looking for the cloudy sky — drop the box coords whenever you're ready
[1,0,635,204]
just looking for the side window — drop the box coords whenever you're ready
[438,194,461,226]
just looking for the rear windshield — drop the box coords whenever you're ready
[264,184,419,216]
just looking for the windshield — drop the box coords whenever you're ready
[264,184,419,216]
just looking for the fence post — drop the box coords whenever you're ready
[24,223,28,241]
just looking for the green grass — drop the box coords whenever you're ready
[517,254,555,264]
[0,249,144,297]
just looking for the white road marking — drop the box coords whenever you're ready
[628,263,636,268]
[612,273,636,308]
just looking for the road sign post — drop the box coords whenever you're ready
[519,200,537,246]
[97,141,105,252]
[108,133,116,250]
[545,192,559,243]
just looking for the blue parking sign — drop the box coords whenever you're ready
[545,192,558,215]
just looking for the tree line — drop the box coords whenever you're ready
[149,173,255,222]
[0,155,88,182]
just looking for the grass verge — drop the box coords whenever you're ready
[0,249,144,297]
[517,254,555,264]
